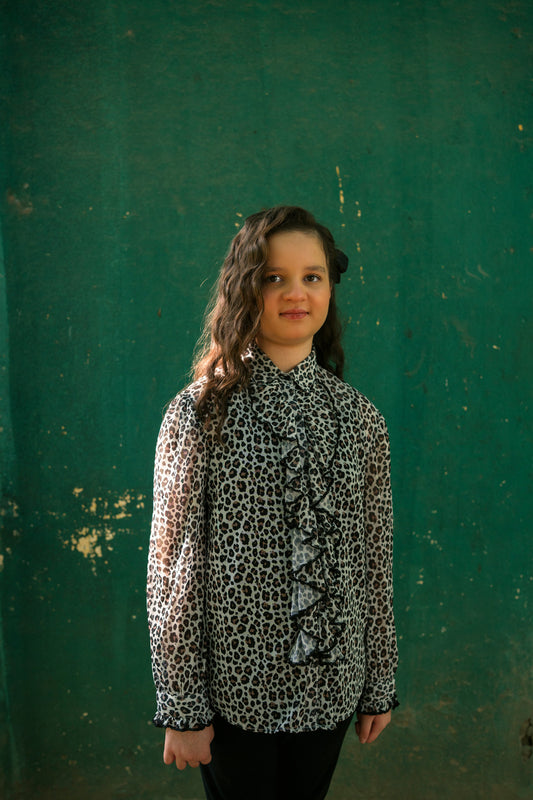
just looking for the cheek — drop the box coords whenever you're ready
[319,287,332,313]
[260,290,275,314]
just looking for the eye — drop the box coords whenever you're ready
[263,274,281,283]
[305,273,323,282]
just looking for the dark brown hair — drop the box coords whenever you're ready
[193,205,345,427]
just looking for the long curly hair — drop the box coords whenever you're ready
[193,205,345,427]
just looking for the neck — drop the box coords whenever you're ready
[255,338,312,372]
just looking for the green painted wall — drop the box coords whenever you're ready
[1,1,531,797]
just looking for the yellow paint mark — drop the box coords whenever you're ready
[0,554,4,571]
[0,499,19,518]
[73,528,100,558]
[69,526,116,573]
[335,166,344,214]
[518,124,524,131]
[65,490,147,573]
[65,487,146,575]
[76,490,146,522]
[114,492,134,519]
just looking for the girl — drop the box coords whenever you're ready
[147,206,399,800]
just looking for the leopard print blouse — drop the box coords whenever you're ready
[147,345,398,733]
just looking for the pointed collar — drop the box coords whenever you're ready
[248,344,318,394]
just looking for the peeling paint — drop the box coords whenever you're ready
[72,529,104,559]
[68,525,116,574]
[0,498,19,518]
[78,490,146,521]
[335,165,344,215]
[58,490,148,573]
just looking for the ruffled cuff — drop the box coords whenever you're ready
[152,690,214,731]
[356,679,399,715]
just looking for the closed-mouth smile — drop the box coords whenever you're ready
[280,309,309,319]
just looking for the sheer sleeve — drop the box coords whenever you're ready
[147,391,213,731]
[357,412,399,715]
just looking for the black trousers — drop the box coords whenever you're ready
[200,713,353,800]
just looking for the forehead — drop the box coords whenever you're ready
[266,230,326,264]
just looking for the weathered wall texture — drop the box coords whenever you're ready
[1,1,531,798]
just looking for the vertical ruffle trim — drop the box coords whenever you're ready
[281,421,345,665]
[248,347,345,665]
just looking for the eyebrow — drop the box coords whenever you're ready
[265,265,328,273]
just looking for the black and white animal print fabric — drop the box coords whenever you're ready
[147,346,398,733]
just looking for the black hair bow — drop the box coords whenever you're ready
[334,249,349,283]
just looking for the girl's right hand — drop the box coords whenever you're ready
[163,725,214,770]
[355,711,391,744]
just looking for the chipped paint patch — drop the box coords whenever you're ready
[0,498,19,518]
[68,525,116,574]
[62,489,147,574]
[73,529,103,559]
[335,166,345,215]
[78,490,146,520]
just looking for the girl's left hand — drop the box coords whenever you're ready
[355,710,391,744]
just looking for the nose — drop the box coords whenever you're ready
[282,278,306,301]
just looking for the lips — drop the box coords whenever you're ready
[280,309,309,319]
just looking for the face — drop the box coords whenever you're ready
[256,230,332,364]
